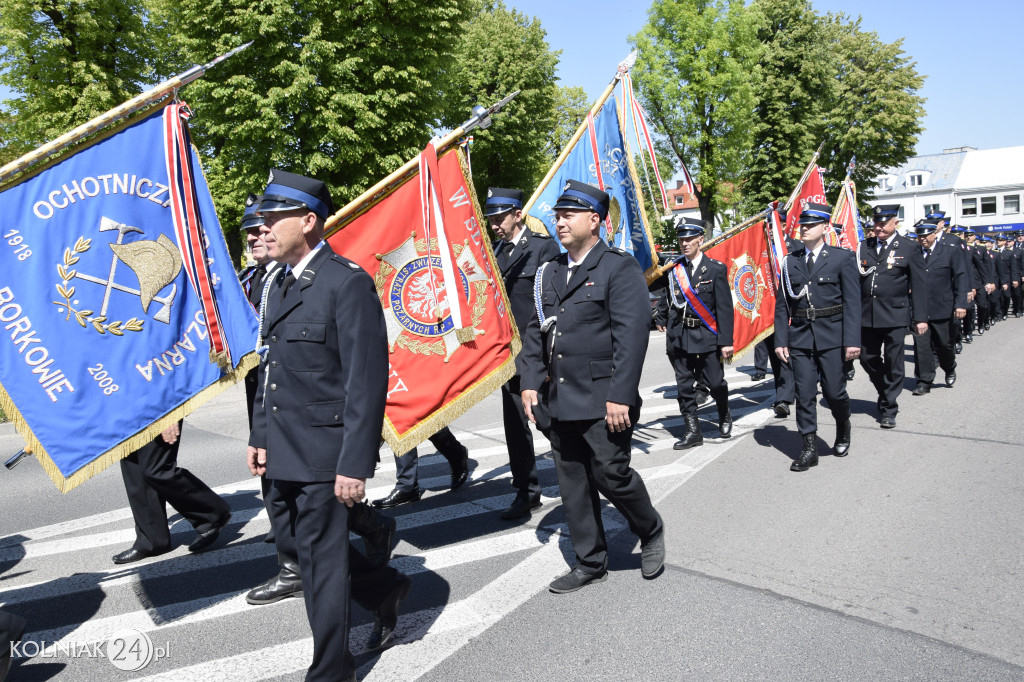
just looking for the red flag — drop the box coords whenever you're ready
[327,146,518,453]
[830,181,861,250]
[785,166,828,239]
[704,219,777,358]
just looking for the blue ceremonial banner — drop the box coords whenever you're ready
[526,94,659,281]
[0,105,259,492]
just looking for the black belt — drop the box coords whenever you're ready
[681,316,703,328]
[793,305,843,320]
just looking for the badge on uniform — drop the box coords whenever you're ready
[886,251,896,270]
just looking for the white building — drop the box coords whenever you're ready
[870,145,1024,235]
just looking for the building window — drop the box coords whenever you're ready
[1005,195,1020,214]
[675,195,684,206]
[923,203,940,216]
[981,196,997,215]
[878,176,894,191]
[897,206,905,220]
[962,198,977,217]
[909,173,923,187]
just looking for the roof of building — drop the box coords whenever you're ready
[875,150,967,195]
[955,146,1024,190]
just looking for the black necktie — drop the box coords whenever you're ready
[248,265,266,305]
[685,260,694,279]
[806,252,815,270]
[567,264,577,283]
[923,248,929,262]
[281,271,296,299]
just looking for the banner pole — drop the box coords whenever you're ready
[783,140,825,212]
[0,42,252,186]
[521,51,637,216]
[651,209,769,279]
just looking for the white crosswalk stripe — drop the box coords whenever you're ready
[2,372,782,680]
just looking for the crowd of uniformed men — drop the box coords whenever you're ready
[5,168,1020,682]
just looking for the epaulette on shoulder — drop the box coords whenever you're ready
[329,253,364,271]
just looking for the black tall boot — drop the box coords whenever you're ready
[246,551,303,605]
[349,501,398,569]
[791,433,818,472]
[833,418,851,457]
[429,427,470,490]
[673,414,703,450]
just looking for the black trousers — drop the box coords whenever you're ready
[860,326,909,418]
[501,375,540,498]
[760,332,795,404]
[393,427,463,492]
[549,409,662,574]
[913,318,957,383]
[1000,287,1012,317]
[989,289,1000,322]
[1013,283,1023,314]
[668,348,728,416]
[975,289,988,329]
[790,347,850,435]
[754,341,769,372]
[120,422,229,553]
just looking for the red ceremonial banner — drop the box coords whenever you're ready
[830,181,860,250]
[704,220,777,358]
[785,165,828,239]
[327,146,519,454]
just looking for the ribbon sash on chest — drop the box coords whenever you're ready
[671,262,718,335]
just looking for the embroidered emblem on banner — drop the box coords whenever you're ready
[728,252,766,320]
[53,216,182,334]
[375,235,488,361]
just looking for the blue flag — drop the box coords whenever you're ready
[527,94,658,279]
[0,105,259,492]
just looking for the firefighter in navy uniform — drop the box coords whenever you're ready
[487,187,559,519]
[519,180,665,593]
[654,217,734,449]
[248,169,410,678]
[774,202,861,472]
[856,204,927,429]
[994,234,1018,320]
[910,219,968,396]
[962,229,987,342]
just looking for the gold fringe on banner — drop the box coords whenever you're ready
[382,148,522,455]
[0,352,259,493]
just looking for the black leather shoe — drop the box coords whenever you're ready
[833,418,851,457]
[751,371,766,381]
[673,414,703,449]
[954,341,962,354]
[772,401,790,418]
[945,371,956,387]
[112,546,171,565]
[246,555,303,605]
[791,433,818,472]
[964,334,973,343]
[367,574,412,651]
[912,383,931,396]
[373,487,421,509]
[718,409,733,439]
[549,566,608,594]
[448,442,470,491]
[189,512,232,553]
[844,367,856,381]
[350,502,398,569]
[640,530,665,579]
[880,416,896,429]
[500,492,542,520]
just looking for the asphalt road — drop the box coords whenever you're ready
[2,319,1023,681]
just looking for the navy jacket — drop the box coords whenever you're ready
[494,228,559,374]
[520,241,650,421]
[249,245,388,482]
[919,240,969,320]
[774,244,861,351]
[856,234,928,327]
[654,255,735,354]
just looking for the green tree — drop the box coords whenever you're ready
[817,13,925,201]
[0,0,156,162]
[152,0,475,259]
[546,85,590,162]
[440,1,559,200]
[630,0,760,226]
[742,0,833,214]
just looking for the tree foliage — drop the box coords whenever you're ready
[439,1,559,200]
[0,0,156,160]
[152,0,475,258]
[630,0,759,225]
[546,85,590,162]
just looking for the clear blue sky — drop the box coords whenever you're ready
[510,0,1024,156]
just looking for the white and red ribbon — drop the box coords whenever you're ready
[162,102,229,361]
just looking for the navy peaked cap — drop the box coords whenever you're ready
[873,204,900,219]
[241,193,264,231]
[483,187,523,216]
[674,216,705,238]
[912,219,938,236]
[798,202,832,226]
[552,179,609,220]
[258,168,334,220]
